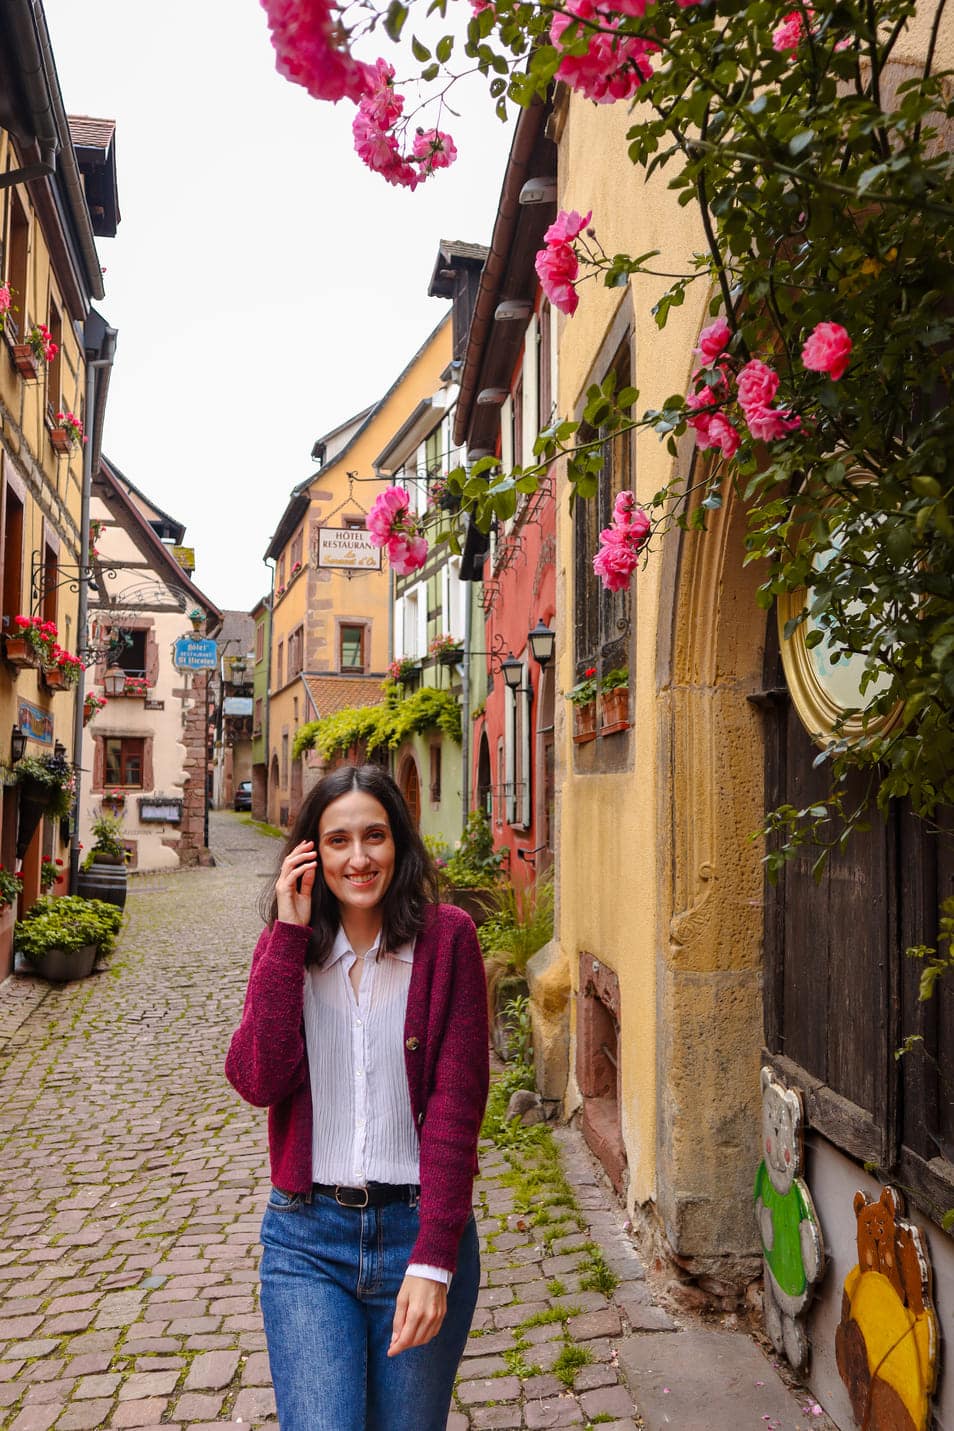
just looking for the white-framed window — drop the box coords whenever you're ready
[442,556,464,643]
[522,314,539,460]
[505,662,532,829]
[397,583,427,658]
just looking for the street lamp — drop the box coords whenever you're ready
[10,726,27,763]
[103,666,126,697]
[501,654,525,691]
[528,620,556,668]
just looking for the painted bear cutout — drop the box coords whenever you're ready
[754,1066,825,1370]
[835,1185,939,1431]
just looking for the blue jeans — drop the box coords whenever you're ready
[260,1188,480,1431]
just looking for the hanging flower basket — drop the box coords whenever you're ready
[573,700,597,745]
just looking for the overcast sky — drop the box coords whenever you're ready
[43,1,512,613]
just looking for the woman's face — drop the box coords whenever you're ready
[317,789,396,914]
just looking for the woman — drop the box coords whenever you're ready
[225,764,489,1431]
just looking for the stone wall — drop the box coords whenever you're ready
[175,671,212,867]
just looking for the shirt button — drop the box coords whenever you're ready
[356,1069,363,1078]
[406,1036,420,1051]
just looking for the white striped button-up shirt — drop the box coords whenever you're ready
[302,925,449,1285]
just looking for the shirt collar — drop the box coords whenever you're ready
[324,926,415,968]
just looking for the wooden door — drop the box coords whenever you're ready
[400,759,421,828]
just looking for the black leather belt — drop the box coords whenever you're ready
[312,1182,419,1208]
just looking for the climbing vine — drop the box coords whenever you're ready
[292,683,462,763]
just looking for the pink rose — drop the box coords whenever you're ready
[387,534,428,575]
[261,0,374,104]
[692,411,741,458]
[743,403,801,442]
[412,128,458,173]
[736,359,780,411]
[367,486,411,545]
[535,242,580,316]
[551,0,654,104]
[593,541,639,592]
[543,209,592,246]
[695,317,731,366]
[801,321,852,381]
[772,8,812,51]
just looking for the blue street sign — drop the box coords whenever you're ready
[174,637,218,670]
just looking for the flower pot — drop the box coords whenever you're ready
[447,885,498,927]
[76,860,127,910]
[3,636,39,669]
[49,427,72,455]
[42,667,67,692]
[24,942,97,982]
[438,647,463,666]
[599,687,630,735]
[572,701,597,744]
[11,344,40,380]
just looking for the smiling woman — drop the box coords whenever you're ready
[225,763,489,1431]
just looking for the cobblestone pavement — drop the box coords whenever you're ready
[0,812,796,1430]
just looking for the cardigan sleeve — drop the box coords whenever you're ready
[225,921,311,1108]
[411,911,489,1271]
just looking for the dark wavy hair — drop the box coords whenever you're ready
[260,764,439,965]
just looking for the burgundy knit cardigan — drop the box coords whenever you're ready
[225,902,489,1272]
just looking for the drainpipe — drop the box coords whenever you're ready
[69,317,118,893]
[460,577,473,834]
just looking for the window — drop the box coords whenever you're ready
[505,667,532,828]
[277,557,286,589]
[511,377,524,469]
[46,301,62,419]
[425,426,442,480]
[104,737,145,789]
[495,739,505,829]
[5,194,28,340]
[429,745,442,803]
[339,623,366,673]
[2,484,24,626]
[111,628,147,676]
[290,529,303,571]
[538,302,553,432]
[276,641,284,688]
[254,697,263,734]
[574,339,633,679]
[287,625,304,679]
[344,516,366,531]
[281,733,289,789]
[255,622,265,664]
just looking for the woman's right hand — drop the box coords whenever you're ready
[275,841,318,927]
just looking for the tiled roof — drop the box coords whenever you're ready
[68,116,116,150]
[303,675,386,718]
[437,239,489,263]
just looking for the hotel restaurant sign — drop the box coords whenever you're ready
[316,526,381,572]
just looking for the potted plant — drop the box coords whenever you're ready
[43,644,84,693]
[49,410,85,455]
[600,667,630,734]
[387,655,421,689]
[4,615,58,668]
[429,633,463,666]
[15,894,122,983]
[76,813,129,909]
[440,809,506,926]
[83,692,107,727]
[100,789,126,815]
[12,323,57,381]
[120,675,150,698]
[0,867,23,913]
[566,667,598,743]
[11,752,75,858]
[39,857,65,894]
[478,875,555,1059]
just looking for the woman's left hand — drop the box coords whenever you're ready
[388,1274,448,1356]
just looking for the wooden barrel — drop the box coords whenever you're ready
[76,861,127,911]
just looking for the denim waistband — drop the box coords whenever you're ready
[311,1182,420,1209]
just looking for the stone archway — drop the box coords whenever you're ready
[654,462,767,1274]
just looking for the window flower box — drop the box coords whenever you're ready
[49,426,72,455]
[3,635,39,669]
[11,344,40,380]
[599,686,630,734]
[573,700,597,744]
[42,666,67,692]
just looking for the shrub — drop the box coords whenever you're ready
[442,809,505,889]
[16,895,123,961]
[479,873,555,972]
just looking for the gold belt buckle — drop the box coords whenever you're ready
[335,1185,369,1208]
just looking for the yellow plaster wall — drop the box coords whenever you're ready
[555,94,712,1212]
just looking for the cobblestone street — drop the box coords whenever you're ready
[0,814,812,1430]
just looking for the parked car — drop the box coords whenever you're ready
[233,780,252,812]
